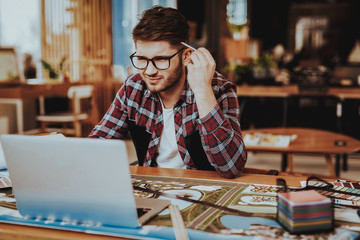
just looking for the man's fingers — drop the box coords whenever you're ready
[189,48,214,68]
[192,49,207,65]
[200,48,215,66]
[189,54,201,68]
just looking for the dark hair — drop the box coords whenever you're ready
[132,6,189,47]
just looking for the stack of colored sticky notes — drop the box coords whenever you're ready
[277,190,333,234]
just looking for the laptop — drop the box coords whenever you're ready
[0,134,170,228]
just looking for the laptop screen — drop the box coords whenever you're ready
[1,135,140,228]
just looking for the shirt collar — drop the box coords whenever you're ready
[180,80,194,105]
[144,87,159,102]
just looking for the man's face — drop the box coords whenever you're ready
[134,41,185,93]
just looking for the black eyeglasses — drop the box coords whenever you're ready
[129,47,185,70]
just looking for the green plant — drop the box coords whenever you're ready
[223,61,252,84]
[7,70,18,80]
[41,56,67,79]
[253,54,277,70]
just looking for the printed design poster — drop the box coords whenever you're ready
[0,175,358,239]
[132,175,358,239]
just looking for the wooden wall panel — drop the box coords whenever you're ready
[41,0,114,125]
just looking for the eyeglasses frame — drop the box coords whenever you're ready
[129,47,186,70]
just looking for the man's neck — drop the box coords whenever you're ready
[158,85,183,109]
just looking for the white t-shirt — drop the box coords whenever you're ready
[156,105,186,169]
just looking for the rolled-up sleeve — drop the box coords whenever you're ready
[197,84,247,178]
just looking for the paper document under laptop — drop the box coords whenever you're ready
[0,135,170,228]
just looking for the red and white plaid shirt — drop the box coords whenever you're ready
[89,72,247,178]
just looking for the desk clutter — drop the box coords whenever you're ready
[301,177,360,209]
[0,171,11,189]
[277,176,360,233]
[0,174,359,239]
[244,132,297,148]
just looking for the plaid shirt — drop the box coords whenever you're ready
[89,72,247,178]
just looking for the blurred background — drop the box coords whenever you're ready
[1,0,359,136]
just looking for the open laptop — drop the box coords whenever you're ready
[0,134,170,228]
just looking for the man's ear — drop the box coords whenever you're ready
[183,49,193,67]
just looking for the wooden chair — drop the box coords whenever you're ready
[36,85,94,137]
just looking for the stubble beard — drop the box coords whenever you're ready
[143,58,183,93]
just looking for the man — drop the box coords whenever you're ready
[89,6,247,178]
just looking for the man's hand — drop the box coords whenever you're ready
[187,48,216,94]
[187,47,217,118]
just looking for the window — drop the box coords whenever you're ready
[112,0,176,81]
[0,0,41,78]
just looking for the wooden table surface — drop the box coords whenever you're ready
[0,166,334,240]
[243,127,360,154]
[236,84,360,100]
[243,127,360,177]
[0,82,84,133]
[0,82,78,99]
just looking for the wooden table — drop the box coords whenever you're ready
[236,84,360,127]
[0,82,78,133]
[243,127,360,177]
[236,85,360,100]
[0,166,337,240]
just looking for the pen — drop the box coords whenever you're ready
[169,205,189,240]
[181,42,196,51]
